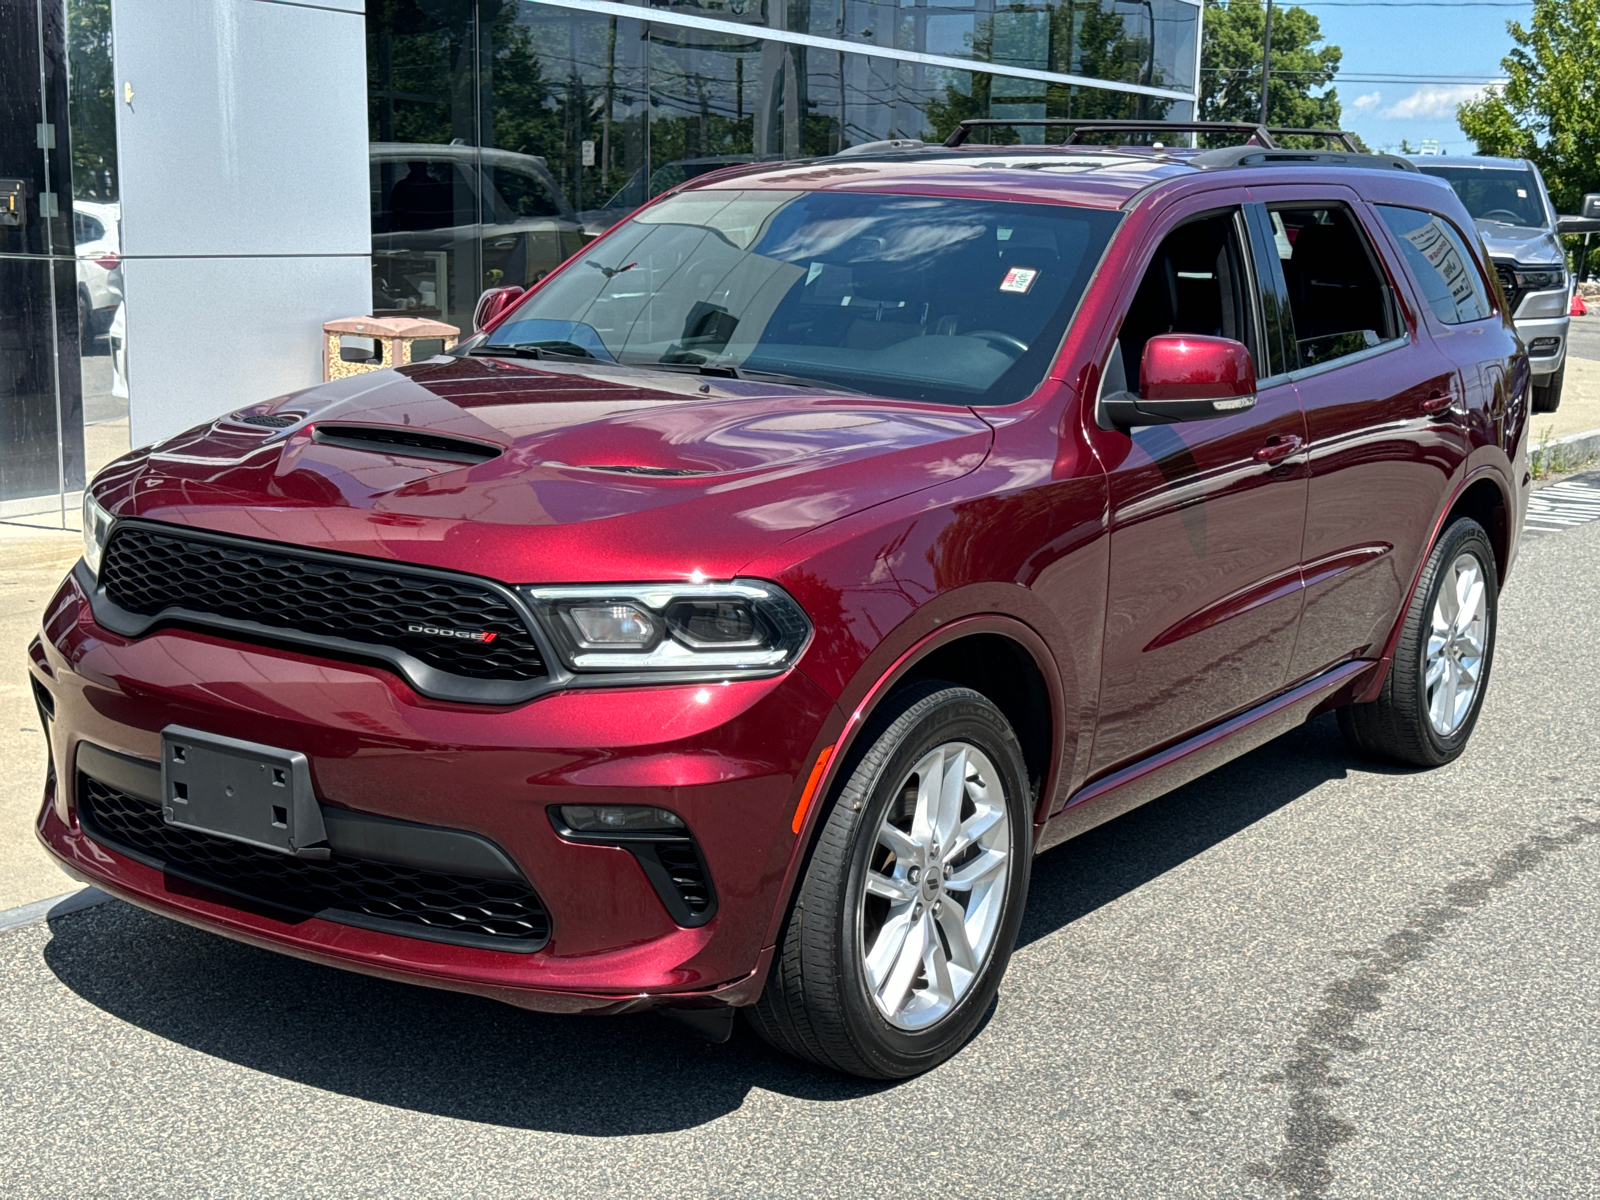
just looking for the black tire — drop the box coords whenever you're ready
[1338,517,1497,767]
[77,288,93,353]
[1531,365,1564,414]
[746,681,1033,1079]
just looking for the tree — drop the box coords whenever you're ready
[66,0,118,200]
[922,3,1172,145]
[1200,0,1342,134]
[1457,0,1600,269]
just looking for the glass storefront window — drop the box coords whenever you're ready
[1,0,98,523]
[365,0,1201,330]
[69,0,129,491]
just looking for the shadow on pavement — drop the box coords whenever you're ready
[1019,712,1411,948]
[41,713,1408,1135]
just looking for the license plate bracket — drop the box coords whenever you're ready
[160,726,328,858]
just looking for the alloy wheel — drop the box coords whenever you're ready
[1422,551,1487,736]
[857,741,1012,1030]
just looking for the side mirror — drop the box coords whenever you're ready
[1584,193,1600,220]
[1100,334,1258,428]
[473,285,525,334]
[1557,214,1600,235]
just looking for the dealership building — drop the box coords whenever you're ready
[2,0,1202,523]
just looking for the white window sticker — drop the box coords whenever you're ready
[1000,266,1038,293]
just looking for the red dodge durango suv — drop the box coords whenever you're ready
[32,124,1530,1079]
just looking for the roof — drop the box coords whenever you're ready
[371,141,554,174]
[694,150,1186,210]
[1409,155,1532,169]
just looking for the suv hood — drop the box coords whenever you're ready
[94,356,992,584]
[1474,220,1563,265]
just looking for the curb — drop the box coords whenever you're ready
[0,887,114,935]
[1532,424,1600,475]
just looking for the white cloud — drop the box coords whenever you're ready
[1379,84,1497,120]
[1350,91,1383,112]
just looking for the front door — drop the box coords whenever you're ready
[1084,200,1309,776]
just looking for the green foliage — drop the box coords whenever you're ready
[922,2,1172,145]
[1458,0,1600,272]
[66,0,117,200]
[1200,0,1342,131]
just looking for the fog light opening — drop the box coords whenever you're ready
[548,805,715,927]
[556,804,685,833]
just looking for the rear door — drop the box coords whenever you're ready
[1083,195,1309,775]
[1245,186,1468,681]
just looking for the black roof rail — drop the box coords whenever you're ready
[1187,146,1419,172]
[943,119,1280,148]
[1266,127,1363,152]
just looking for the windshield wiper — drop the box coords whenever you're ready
[625,359,865,395]
[468,341,600,361]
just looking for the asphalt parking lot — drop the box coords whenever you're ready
[4,514,1599,1199]
[1568,311,1600,363]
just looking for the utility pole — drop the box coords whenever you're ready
[1260,0,1274,126]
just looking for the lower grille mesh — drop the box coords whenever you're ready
[78,775,550,949]
[657,842,714,919]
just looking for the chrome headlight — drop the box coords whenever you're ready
[523,579,810,675]
[1514,266,1565,293]
[81,491,113,577]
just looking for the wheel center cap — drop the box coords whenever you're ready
[923,867,942,899]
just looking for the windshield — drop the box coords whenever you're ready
[1417,166,1549,229]
[486,189,1121,406]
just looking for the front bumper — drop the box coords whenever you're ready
[1513,312,1568,378]
[30,567,839,1014]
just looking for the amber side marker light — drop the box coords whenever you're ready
[791,745,836,834]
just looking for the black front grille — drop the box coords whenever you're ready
[1496,265,1523,314]
[99,526,546,685]
[78,775,551,949]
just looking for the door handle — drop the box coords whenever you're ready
[1254,434,1303,464]
[1420,391,1457,414]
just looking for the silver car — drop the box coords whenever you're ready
[370,143,590,331]
[1411,155,1570,413]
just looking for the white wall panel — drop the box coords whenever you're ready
[113,0,369,258]
[123,255,370,446]
[110,0,371,450]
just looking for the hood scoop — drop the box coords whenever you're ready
[312,424,503,465]
[239,412,303,429]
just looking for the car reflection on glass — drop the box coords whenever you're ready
[578,154,771,238]
[370,142,590,323]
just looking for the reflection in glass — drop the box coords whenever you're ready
[365,1,1200,331]
[69,0,127,487]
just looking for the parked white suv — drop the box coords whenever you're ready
[73,199,122,353]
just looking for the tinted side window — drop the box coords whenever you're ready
[1376,205,1493,325]
[1114,209,1256,392]
[1268,205,1400,368]
[373,160,467,233]
[488,167,561,220]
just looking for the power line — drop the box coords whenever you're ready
[1282,1,1529,6]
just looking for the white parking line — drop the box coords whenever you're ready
[1524,473,1600,537]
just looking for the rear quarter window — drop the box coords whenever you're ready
[1376,206,1494,325]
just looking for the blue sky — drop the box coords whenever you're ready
[1286,0,1532,153]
